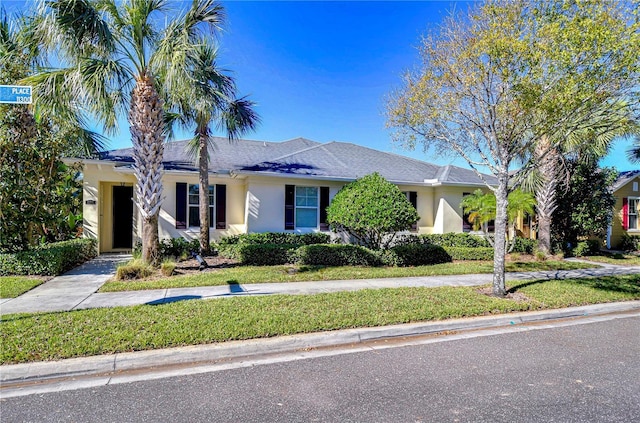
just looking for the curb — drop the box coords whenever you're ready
[2,300,639,387]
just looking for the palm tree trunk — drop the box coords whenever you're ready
[129,73,165,266]
[535,138,560,255]
[198,126,210,254]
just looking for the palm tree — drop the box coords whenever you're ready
[627,138,640,164]
[461,189,536,251]
[528,102,638,255]
[30,0,225,265]
[168,42,259,254]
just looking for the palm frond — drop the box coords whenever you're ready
[220,96,260,141]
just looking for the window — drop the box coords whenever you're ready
[628,197,639,230]
[285,185,329,230]
[402,191,418,232]
[188,184,214,228]
[295,186,319,228]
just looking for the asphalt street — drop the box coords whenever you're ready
[2,315,638,422]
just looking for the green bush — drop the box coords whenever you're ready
[510,237,536,254]
[115,259,153,280]
[326,173,419,250]
[619,234,640,252]
[293,244,383,267]
[419,233,491,248]
[160,260,176,277]
[381,244,452,267]
[443,247,494,261]
[572,239,601,257]
[217,233,331,260]
[160,238,201,259]
[0,238,97,276]
[236,244,298,266]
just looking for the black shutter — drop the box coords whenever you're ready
[462,192,471,232]
[285,185,295,230]
[409,191,418,232]
[320,187,330,230]
[215,184,226,229]
[175,183,187,229]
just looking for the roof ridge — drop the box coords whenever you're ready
[271,142,328,161]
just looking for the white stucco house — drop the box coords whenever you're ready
[76,137,497,253]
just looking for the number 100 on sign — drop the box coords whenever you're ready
[0,85,32,104]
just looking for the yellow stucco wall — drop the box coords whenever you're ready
[83,161,493,250]
[611,175,640,249]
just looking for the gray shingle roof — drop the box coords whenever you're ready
[613,170,640,192]
[99,137,494,186]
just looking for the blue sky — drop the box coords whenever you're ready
[3,0,636,171]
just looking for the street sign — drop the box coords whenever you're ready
[0,85,32,104]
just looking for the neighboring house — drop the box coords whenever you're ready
[608,170,640,249]
[76,137,499,253]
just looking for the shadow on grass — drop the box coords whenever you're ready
[295,265,329,274]
[146,295,202,305]
[508,275,640,295]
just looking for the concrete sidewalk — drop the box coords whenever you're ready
[2,256,640,316]
[0,254,131,315]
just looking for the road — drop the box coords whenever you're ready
[2,316,639,422]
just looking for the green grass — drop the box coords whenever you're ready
[2,274,637,364]
[100,260,593,292]
[0,276,45,298]
[582,255,640,266]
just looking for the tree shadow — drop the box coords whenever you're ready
[508,275,640,295]
[146,295,202,305]
[227,280,246,294]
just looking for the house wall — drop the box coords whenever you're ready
[158,174,247,243]
[398,184,434,234]
[611,175,640,249]
[82,163,136,254]
[433,186,470,234]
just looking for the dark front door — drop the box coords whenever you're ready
[112,186,133,249]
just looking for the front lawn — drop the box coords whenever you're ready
[0,276,46,298]
[100,260,594,292]
[582,254,640,266]
[3,275,637,364]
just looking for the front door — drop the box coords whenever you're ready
[112,186,133,249]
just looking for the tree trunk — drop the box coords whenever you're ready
[129,72,165,266]
[198,128,210,255]
[492,172,509,297]
[535,138,559,255]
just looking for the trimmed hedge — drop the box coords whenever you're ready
[0,238,98,276]
[294,244,382,267]
[217,232,331,260]
[510,237,536,254]
[420,233,491,248]
[444,247,494,261]
[236,244,298,266]
[382,244,452,267]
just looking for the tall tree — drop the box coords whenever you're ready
[30,0,226,265]
[168,43,259,254]
[530,102,638,255]
[388,0,639,296]
[1,10,103,251]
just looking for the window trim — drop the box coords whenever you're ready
[294,186,320,229]
[628,196,639,231]
[187,184,215,228]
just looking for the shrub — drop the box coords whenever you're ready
[160,260,176,277]
[535,250,547,261]
[381,244,452,267]
[236,244,298,266]
[0,238,97,276]
[572,239,601,257]
[510,237,536,254]
[293,244,383,267]
[217,233,331,260]
[115,259,153,280]
[619,234,640,252]
[419,233,490,248]
[443,247,494,261]
[326,173,419,250]
[160,238,201,259]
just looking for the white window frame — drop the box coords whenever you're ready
[188,184,214,228]
[295,186,319,229]
[628,196,639,231]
